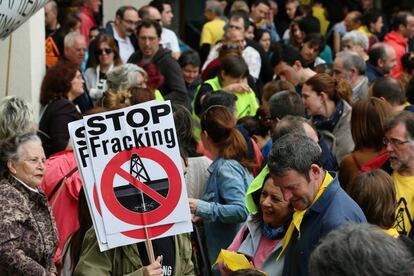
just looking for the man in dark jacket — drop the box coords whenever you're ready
[268,134,366,276]
[87,6,139,65]
[366,43,397,83]
[128,19,188,108]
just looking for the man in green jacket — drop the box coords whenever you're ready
[73,228,195,276]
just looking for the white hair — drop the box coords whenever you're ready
[106,64,148,91]
[342,31,369,51]
[0,96,36,141]
[64,31,85,48]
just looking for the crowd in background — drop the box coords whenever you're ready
[1,0,414,275]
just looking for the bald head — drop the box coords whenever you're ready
[139,5,162,25]
[369,43,397,74]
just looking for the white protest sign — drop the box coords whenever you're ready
[0,0,48,39]
[69,116,192,251]
[83,100,191,235]
[69,120,109,251]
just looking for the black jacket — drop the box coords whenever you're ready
[128,46,189,108]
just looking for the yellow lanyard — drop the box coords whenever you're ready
[384,228,400,238]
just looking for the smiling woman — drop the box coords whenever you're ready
[0,133,58,276]
[220,175,292,275]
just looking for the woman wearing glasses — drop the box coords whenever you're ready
[0,133,58,275]
[85,34,122,103]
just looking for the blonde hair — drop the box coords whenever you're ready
[99,89,132,110]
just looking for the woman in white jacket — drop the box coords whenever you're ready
[85,34,122,103]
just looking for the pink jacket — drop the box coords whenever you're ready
[40,150,82,263]
[384,31,408,78]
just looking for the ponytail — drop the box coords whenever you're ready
[99,89,132,110]
[305,73,352,104]
[201,106,255,173]
[335,79,352,104]
[219,127,256,173]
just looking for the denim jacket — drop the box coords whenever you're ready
[196,158,253,264]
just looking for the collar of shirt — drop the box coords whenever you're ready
[12,175,40,194]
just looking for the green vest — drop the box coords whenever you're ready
[154,89,164,102]
[192,76,259,140]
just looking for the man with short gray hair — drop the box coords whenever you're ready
[333,51,368,102]
[62,32,93,113]
[64,32,87,67]
[268,134,366,276]
[342,30,369,61]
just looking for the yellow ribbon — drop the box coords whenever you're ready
[277,172,333,260]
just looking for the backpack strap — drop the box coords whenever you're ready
[49,167,78,201]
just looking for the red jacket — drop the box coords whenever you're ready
[79,6,96,45]
[384,31,408,78]
[40,150,82,263]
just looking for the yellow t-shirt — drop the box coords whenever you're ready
[312,6,329,35]
[392,171,414,235]
[200,18,225,46]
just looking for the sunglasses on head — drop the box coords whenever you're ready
[97,48,113,55]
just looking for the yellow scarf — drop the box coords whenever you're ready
[277,172,333,259]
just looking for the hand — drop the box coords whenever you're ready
[143,256,163,276]
[266,12,273,26]
[222,82,250,94]
[192,214,202,223]
[188,198,199,214]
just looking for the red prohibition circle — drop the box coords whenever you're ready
[93,183,174,239]
[101,147,182,226]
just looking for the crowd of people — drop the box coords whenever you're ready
[1,0,414,275]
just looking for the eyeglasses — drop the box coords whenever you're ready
[382,137,410,148]
[97,48,113,55]
[221,43,241,51]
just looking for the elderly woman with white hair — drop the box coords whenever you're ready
[0,133,58,275]
[105,63,164,101]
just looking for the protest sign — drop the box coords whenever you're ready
[69,100,192,251]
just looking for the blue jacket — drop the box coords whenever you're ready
[282,173,366,276]
[196,158,253,264]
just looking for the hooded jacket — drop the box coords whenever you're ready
[128,47,189,108]
[384,31,408,78]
